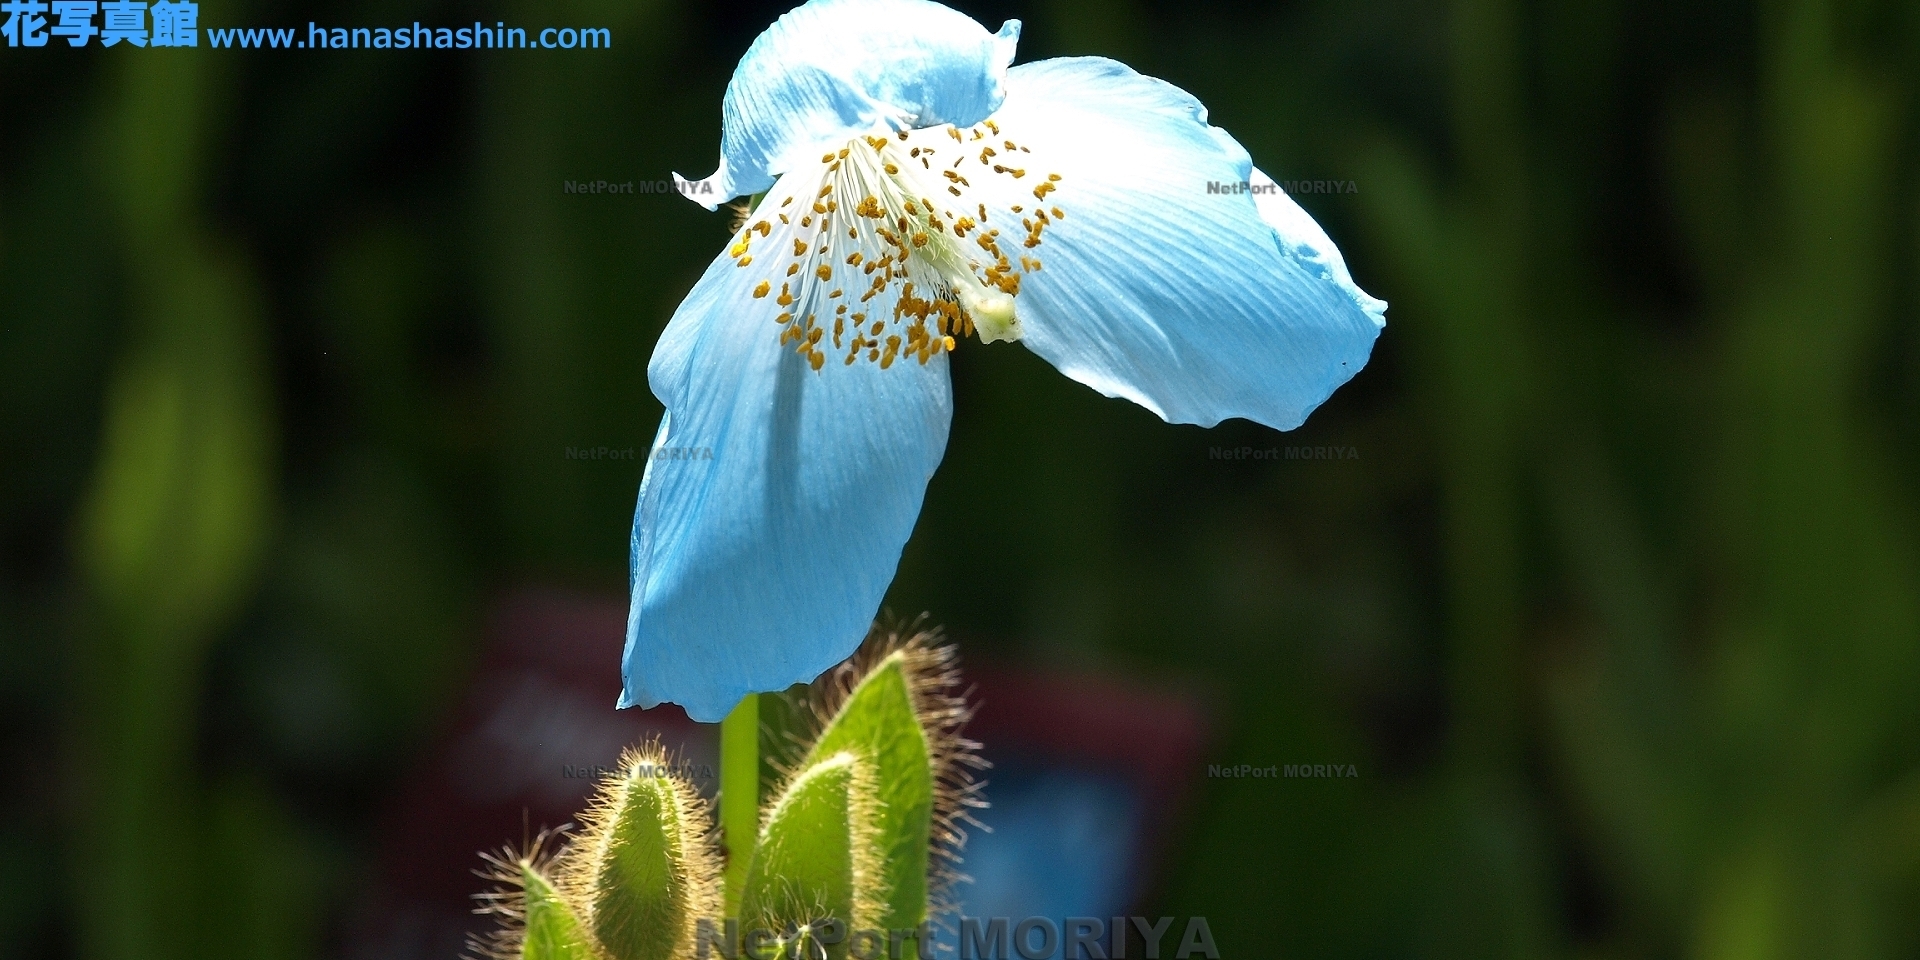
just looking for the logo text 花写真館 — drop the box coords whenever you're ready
[3,0,199,47]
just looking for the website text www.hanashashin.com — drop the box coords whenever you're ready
[208,21,611,49]
[0,3,612,50]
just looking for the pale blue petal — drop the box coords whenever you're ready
[621,233,953,722]
[680,0,1021,209]
[982,58,1384,430]
[1242,164,1388,329]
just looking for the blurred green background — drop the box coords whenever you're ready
[5,0,1920,956]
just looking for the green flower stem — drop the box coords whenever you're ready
[720,693,759,917]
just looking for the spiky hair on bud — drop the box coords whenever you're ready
[775,616,989,928]
[741,748,889,943]
[562,740,725,960]
[467,827,584,960]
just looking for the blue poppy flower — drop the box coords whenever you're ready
[623,0,1386,721]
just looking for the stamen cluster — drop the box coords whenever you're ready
[726,121,1065,371]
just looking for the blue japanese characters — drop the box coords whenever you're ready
[1,0,198,47]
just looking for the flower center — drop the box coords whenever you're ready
[726,120,1063,371]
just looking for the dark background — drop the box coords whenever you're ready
[5,0,1920,956]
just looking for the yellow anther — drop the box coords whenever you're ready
[737,256,752,266]
[729,239,750,257]
[757,131,1039,367]
[753,281,771,298]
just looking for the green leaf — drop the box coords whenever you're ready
[521,864,594,960]
[742,752,883,960]
[799,652,934,933]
